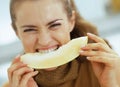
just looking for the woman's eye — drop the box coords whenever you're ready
[23,29,36,32]
[50,23,61,28]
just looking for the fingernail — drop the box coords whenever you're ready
[80,50,83,52]
[87,33,95,36]
[80,50,84,53]
[87,57,91,60]
[81,46,87,49]
[81,45,86,48]
[87,32,92,34]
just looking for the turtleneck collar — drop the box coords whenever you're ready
[34,59,79,87]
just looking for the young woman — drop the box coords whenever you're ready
[4,0,120,87]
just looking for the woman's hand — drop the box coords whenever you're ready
[80,33,120,87]
[7,55,38,87]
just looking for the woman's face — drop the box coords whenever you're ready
[15,0,75,70]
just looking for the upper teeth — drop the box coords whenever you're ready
[38,48,57,54]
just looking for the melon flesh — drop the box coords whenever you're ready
[20,36,88,69]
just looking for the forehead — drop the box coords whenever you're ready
[15,0,67,24]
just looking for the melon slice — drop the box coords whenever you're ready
[20,36,88,69]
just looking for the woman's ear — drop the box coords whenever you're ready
[69,10,76,32]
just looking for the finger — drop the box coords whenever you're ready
[20,71,38,87]
[81,43,113,53]
[12,54,21,64]
[91,62,104,78]
[27,78,38,87]
[12,67,34,87]
[80,50,99,56]
[87,33,107,44]
[80,50,118,58]
[8,62,27,82]
[87,56,118,67]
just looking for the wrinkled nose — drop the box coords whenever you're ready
[37,31,52,46]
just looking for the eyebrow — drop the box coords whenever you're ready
[47,19,63,26]
[21,25,37,28]
[21,19,63,28]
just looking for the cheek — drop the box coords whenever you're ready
[21,35,37,53]
[52,28,71,45]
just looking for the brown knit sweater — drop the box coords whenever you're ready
[34,59,101,87]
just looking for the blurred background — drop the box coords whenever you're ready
[0,0,120,86]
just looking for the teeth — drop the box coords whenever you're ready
[38,48,57,54]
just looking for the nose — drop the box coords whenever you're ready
[37,31,52,46]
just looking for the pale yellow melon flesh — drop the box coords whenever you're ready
[20,36,88,69]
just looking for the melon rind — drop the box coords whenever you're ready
[20,36,88,69]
